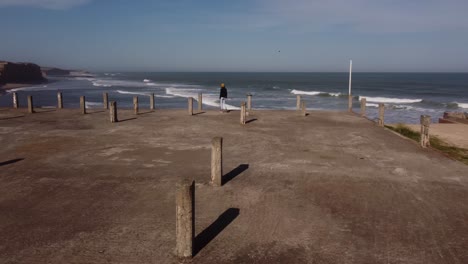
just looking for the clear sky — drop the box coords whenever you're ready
[1,0,467,72]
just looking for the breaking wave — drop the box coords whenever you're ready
[290,89,343,97]
[359,96,422,104]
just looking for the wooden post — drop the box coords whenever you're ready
[360,98,366,117]
[110,101,118,123]
[301,101,306,116]
[240,102,246,125]
[103,92,109,109]
[198,93,202,111]
[211,137,223,186]
[348,95,353,112]
[176,179,195,258]
[80,96,86,114]
[188,97,193,116]
[57,92,63,109]
[420,115,431,148]
[296,95,301,110]
[13,92,19,109]
[247,94,252,110]
[378,103,385,127]
[150,93,155,111]
[133,96,139,115]
[27,96,34,113]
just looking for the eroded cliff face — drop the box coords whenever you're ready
[0,61,47,85]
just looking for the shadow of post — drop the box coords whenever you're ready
[223,164,249,185]
[194,208,240,256]
[246,118,257,124]
[0,158,24,166]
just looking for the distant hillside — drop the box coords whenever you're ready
[0,61,47,85]
[42,67,71,76]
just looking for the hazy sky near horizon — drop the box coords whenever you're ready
[1,0,468,72]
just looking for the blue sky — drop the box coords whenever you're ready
[1,0,468,72]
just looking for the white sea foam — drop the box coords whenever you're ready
[7,85,51,92]
[116,90,150,96]
[456,102,468,109]
[143,79,151,83]
[359,96,422,104]
[366,103,379,107]
[165,87,239,110]
[291,89,322,96]
[85,102,103,109]
[92,81,112,87]
[329,92,342,97]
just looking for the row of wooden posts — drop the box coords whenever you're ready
[11,91,431,147]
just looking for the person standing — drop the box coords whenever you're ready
[219,83,228,112]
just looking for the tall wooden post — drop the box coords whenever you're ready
[301,101,306,116]
[211,137,223,186]
[296,95,301,110]
[80,96,86,114]
[57,92,63,109]
[378,103,385,127]
[420,115,431,148]
[360,98,366,117]
[13,92,19,109]
[348,95,353,112]
[103,92,109,109]
[240,102,246,125]
[188,97,193,116]
[133,96,139,115]
[176,179,195,258]
[150,93,155,111]
[27,96,34,113]
[110,101,118,123]
[198,93,203,111]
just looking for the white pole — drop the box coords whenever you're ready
[348,60,352,96]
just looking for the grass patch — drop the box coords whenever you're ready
[386,123,468,165]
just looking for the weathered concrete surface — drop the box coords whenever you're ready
[0,108,467,264]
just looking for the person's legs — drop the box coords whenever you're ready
[220,97,226,111]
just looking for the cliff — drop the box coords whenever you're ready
[42,67,71,76]
[0,61,47,85]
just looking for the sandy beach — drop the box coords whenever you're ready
[1,107,467,263]
[405,123,468,149]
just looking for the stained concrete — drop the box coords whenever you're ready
[0,108,467,263]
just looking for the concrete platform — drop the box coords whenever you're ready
[0,108,467,263]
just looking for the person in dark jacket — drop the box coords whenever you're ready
[219,83,228,112]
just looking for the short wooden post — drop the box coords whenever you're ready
[211,137,223,186]
[176,179,195,258]
[188,97,193,116]
[110,101,118,123]
[360,98,366,117]
[80,96,86,114]
[103,92,109,109]
[348,95,353,112]
[150,93,155,111]
[296,95,301,110]
[240,102,246,125]
[420,115,431,148]
[378,103,385,127]
[27,96,34,113]
[57,92,63,109]
[13,92,19,109]
[198,93,203,111]
[301,101,306,116]
[133,96,139,115]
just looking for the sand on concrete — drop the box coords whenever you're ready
[0,108,468,263]
[405,123,468,149]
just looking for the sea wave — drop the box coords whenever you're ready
[85,101,103,108]
[290,89,343,97]
[165,87,239,110]
[359,96,422,104]
[143,79,151,83]
[456,102,468,109]
[116,90,150,96]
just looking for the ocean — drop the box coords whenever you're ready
[1,72,467,124]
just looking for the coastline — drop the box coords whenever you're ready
[1,83,35,91]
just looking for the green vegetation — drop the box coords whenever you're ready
[386,124,468,165]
